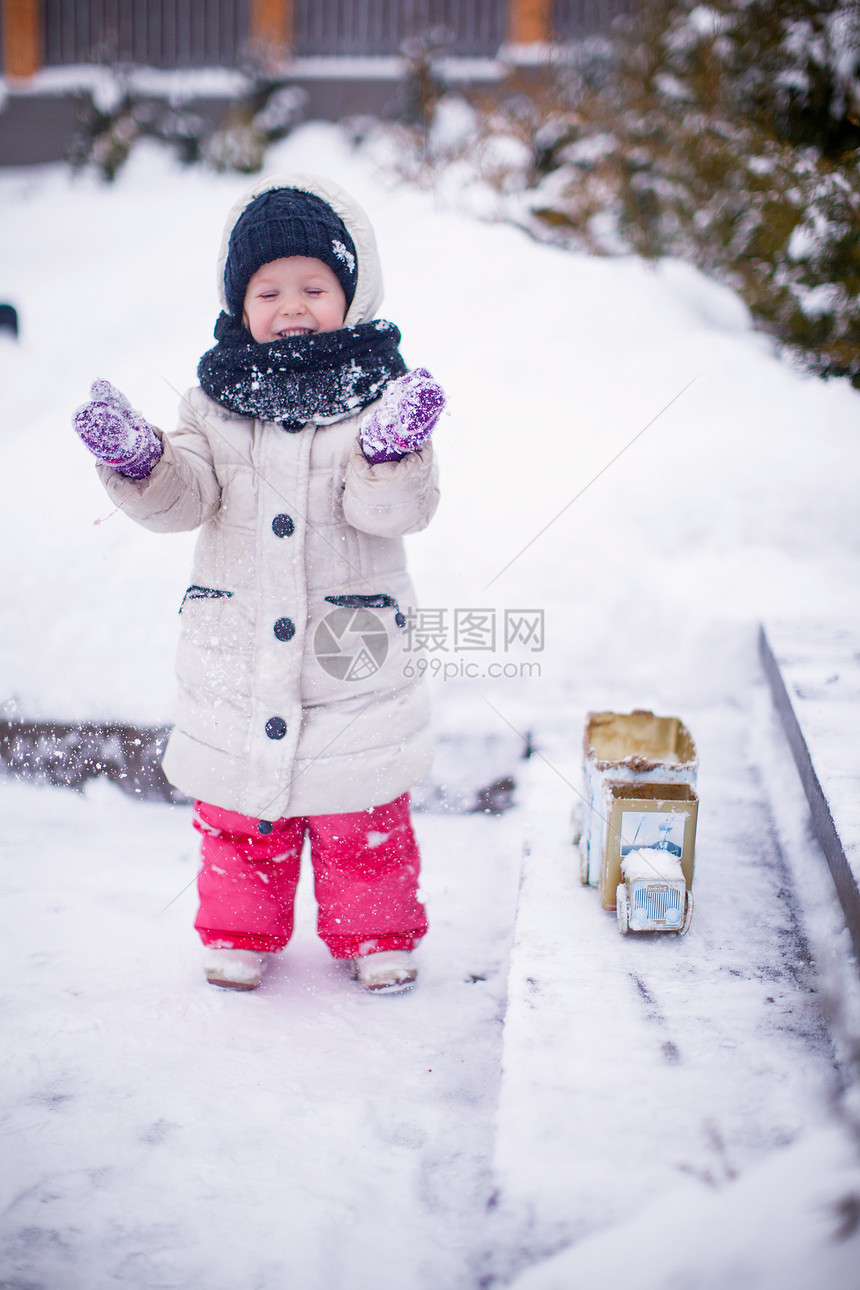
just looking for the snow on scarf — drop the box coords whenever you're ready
[197,312,407,431]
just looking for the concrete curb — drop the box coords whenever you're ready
[759,623,860,967]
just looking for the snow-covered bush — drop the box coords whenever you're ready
[68,69,306,181]
[591,0,860,385]
[68,83,155,182]
[203,80,307,174]
[352,28,462,186]
[401,1,860,386]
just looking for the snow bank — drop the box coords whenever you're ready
[510,1125,860,1290]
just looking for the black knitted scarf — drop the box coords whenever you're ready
[197,312,407,431]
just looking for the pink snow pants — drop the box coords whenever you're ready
[192,793,427,959]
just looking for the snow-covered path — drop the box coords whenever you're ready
[0,780,521,1290]
[493,692,851,1271]
[2,686,858,1289]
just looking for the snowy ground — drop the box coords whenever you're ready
[491,698,860,1290]
[0,780,521,1290]
[1,123,860,1288]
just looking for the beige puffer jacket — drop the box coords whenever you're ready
[97,174,439,820]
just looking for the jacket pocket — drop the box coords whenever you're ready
[324,593,406,628]
[179,585,234,613]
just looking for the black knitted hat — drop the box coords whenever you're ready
[224,187,358,318]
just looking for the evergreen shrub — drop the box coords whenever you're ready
[414,1,860,385]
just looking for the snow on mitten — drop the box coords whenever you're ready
[360,368,446,464]
[73,379,162,479]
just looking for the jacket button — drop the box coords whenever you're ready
[272,513,295,538]
[273,617,295,641]
[265,717,287,740]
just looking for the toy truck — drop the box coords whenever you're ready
[579,710,698,935]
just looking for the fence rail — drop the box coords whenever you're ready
[34,0,634,68]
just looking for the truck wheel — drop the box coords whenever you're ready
[678,890,694,936]
[616,884,629,935]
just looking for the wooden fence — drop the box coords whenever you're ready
[293,0,507,58]
[42,0,251,67]
[3,0,635,75]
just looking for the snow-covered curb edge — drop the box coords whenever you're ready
[758,623,860,970]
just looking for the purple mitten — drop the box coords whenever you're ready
[73,379,162,479]
[360,368,446,464]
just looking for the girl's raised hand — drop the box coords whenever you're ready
[73,380,162,480]
[360,368,446,464]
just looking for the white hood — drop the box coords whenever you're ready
[215,172,385,326]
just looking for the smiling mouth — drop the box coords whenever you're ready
[276,326,314,337]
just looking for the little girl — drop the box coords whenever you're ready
[73,173,445,994]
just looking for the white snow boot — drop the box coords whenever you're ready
[203,947,270,991]
[348,950,417,994]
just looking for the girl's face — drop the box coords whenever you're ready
[242,256,347,342]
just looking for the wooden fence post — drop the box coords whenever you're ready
[2,0,41,79]
[250,0,293,62]
[507,0,553,44]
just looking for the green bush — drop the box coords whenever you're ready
[415,1,860,385]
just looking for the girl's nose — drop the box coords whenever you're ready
[279,295,306,315]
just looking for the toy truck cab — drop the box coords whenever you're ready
[616,847,694,935]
